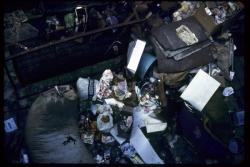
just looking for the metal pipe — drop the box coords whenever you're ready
[6,16,149,61]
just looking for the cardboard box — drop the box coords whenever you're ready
[194,7,221,36]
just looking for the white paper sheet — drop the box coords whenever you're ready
[127,40,146,74]
[180,69,220,111]
[130,127,164,164]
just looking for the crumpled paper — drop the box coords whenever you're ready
[223,87,234,97]
[113,80,132,101]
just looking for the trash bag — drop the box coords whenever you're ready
[177,102,231,161]
[76,77,99,100]
[25,85,95,163]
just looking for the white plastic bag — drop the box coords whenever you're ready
[76,77,99,100]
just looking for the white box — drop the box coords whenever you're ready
[127,40,146,74]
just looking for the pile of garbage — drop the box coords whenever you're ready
[76,69,164,164]
[7,1,243,164]
[74,1,244,164]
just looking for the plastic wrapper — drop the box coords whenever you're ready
[223,87,234,97]
[92,104,113,115]
[101,134,115,144]
[94,69,114,100]
[117,115,133,138]
[120,143,136,158]
[104,98,124,109]
[139,93,160,111]
[135,83,160,112]
[81,133,94,145]
[113,80,132,100]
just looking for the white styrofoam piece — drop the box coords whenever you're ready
[180,69,220,111]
